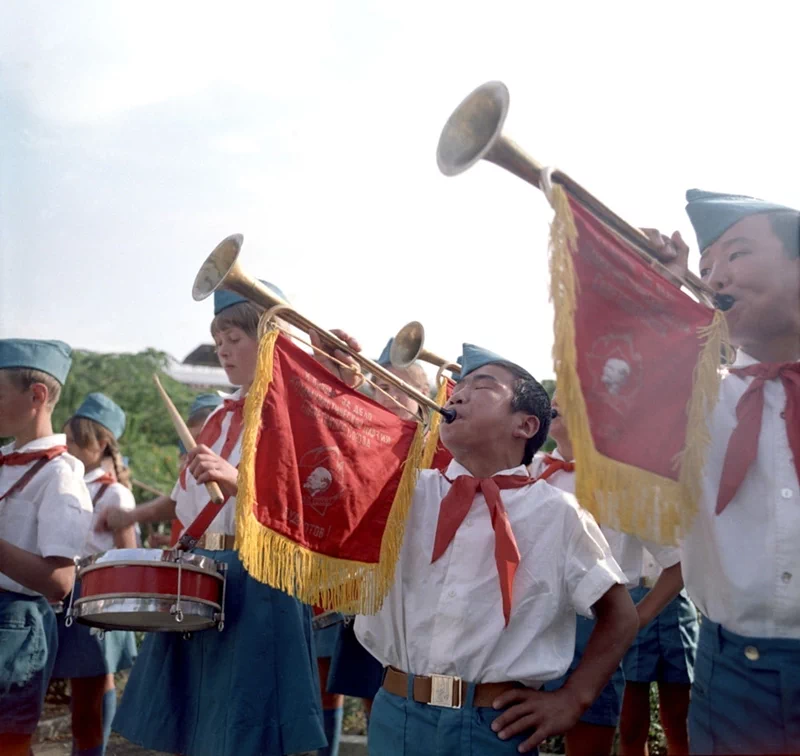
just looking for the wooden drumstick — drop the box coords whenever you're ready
[152,375,225,505]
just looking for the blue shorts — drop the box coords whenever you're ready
[369,683,534,755]
[314,612,344,658]
[0,593,58,735]
[623,586,698,684]
[689,619,800,755]
[543,614,624,727]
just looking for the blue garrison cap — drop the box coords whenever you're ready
[458,343,533,382]
[685,188,796,251]
[376,338,393,367]
[188,393,223,421]
[0,339,72,385]
[213,279,288,315]
[74,393,126,440]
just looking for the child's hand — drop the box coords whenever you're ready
[309,328,363,388]
[185,445,238,498]
[148,532,173,548]
[640,228,691,287]
[490,687,584,753]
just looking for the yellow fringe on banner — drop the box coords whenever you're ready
[547,185,726,545]
[420,376,449,469]
[235,325,425,614]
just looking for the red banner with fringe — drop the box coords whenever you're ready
[237,330,426,614]
[548,189,727,544]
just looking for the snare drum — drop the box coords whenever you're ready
[67,548,227,633]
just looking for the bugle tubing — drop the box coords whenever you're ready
[436,81,715,307]
[192,235,456,422]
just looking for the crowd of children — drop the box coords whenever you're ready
[0,187,797,755]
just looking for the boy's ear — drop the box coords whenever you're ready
[29,382,49,408]
[512,413,540,441]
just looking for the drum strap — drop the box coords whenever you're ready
[0,458,53,503]
[177,495,230,551]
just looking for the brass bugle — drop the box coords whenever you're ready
[390,321,460,374]
[192,235,456,422]
[436,81,715,307]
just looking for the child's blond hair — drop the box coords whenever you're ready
[3,367,62,407]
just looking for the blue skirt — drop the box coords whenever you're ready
[0,593,58,734]
[52,612,137,679]
[113,549,325,756]
[327,621,384,700]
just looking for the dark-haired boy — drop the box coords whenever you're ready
[342,343,639,755]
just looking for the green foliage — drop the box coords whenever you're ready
[541,378,557,453]
[54,349,195,494]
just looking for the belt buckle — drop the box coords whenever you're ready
[429,674,462,709]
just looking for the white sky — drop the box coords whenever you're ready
[1,0,799,381]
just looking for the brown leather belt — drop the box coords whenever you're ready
[196,533,236,551]
[382,666,521,709]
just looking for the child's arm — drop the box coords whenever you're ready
[95,494,176,534]
[0,540,75,602]
[113,526,138,549]
[490,584,638,753]
[634,562,683,628]
[103,486,140,549]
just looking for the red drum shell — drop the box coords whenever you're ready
[79,562,222,604]
[72,556,225,632]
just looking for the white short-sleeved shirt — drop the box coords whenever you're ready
[355,460,626,687]
[83,467,136,557]
[171,390,242,536]
[529,449,681,586]
[0,434,93,595]
[682,352,800,639]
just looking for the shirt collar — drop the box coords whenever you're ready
[445,459,530,479]
[732,350,760,369]
[550,447,575,464]
[3,433,67,454]
[731,350,800,369]
[84,466,109,483]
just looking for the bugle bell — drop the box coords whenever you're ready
[192,235,456,422]
[390,321,460,375]
[436,81,715,307]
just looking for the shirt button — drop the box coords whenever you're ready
[781,489,793,499]
[744,645,760,661]
[448,590,456,599]
[780,411,786,419]
[782,572,792,584]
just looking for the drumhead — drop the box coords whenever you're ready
[73,596,219,632]
[79,548,221,575]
